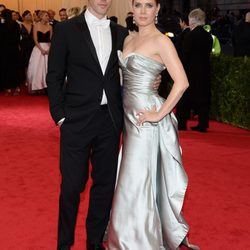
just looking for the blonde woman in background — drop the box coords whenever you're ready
[27,10,52,94]
[67,7,82,19]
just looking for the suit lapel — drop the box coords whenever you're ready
[104,21,118,77]
[75,13,103,76]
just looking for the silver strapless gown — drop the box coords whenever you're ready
[106,51,197,250]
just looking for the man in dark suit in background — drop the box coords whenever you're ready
[175,13,190,129]
[175,13,190,58]
[232,11,250,57]
[47,0,128,249]
[176,8,213,132]
[48,9,59,30]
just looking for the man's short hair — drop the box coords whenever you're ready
[189,8,206,26]
[179,13,189,25]
[59,8,66,13]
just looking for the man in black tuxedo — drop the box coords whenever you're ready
[46,1,128,249]
[178,8,213,132]
[48,9,59,30]
[175,13,190,60]
[232,11,250,57]
[175,13,190,130]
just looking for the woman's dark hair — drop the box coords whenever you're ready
[22,10,31,18]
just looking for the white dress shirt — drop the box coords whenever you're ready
[85,8,112,105]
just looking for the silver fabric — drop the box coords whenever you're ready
[107,51,190,250]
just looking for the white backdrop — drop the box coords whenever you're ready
[1,0,132,26]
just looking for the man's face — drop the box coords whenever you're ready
[88,0,112,19]
[179,19,185,30]
[59,10,68,21]
[188,18,196,30]
[0,6,5,14]
[12,12,18,21]
[48,10,55,19]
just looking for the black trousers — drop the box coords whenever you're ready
[175,91,190,129]
[58,107,121,248]
[176,93,210,130]
[195,103,210,129]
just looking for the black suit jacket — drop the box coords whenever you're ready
[232,22,250,57]
[182,25,213,103]
[47,12,128,132]
[175,27,190,59]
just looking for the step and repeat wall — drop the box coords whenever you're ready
[1,0,132,26]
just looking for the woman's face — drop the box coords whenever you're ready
[132,0,160,27]
[41,13,49,23]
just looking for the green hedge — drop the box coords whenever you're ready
[210,55,250,130]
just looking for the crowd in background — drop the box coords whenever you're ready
[0,3,249,126]
[0,4,88,96]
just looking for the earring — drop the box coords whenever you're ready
[133,17,136,24]
[155,13,158,24]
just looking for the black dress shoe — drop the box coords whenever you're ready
[86,242,105,250]
[178,126,187,131]
[190,126,207,133]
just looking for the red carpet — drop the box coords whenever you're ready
[0,92,250,250]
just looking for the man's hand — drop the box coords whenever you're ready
[153,74,161,90]
[57,118,65,127]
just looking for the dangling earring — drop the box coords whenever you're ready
[155,13,158,24]
[133,17,136,24]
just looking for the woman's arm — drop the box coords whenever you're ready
[137,35,189,125]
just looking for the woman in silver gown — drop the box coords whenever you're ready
[107,0,200,249]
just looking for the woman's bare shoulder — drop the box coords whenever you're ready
[155,32,172,46]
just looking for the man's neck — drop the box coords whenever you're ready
[87,8,106,20]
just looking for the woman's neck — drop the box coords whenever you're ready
[138,24,157,37]
[40,20,47,25]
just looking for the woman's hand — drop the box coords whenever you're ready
[41,49,47,55]
[136,105,162,126]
